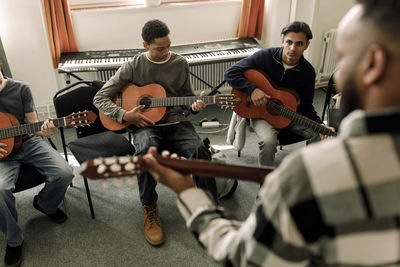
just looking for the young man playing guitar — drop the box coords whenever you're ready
[93,20,217,246]
[225,21,334,167]
[0,63,73,266]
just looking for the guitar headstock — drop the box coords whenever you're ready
[65,110,97,127]
[79,155,146,179]
[214,95,242,108]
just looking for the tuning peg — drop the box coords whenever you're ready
[104,156,117,165]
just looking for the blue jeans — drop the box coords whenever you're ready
[133,121,218,205]
[251,119,320,166]
[0,135,73,246]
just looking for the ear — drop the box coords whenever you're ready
[360,44,387,86]
[281,37,284,45]
[143,41,149,50]
[304,41,310,50]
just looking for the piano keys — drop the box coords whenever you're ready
[58,38,262,73]
[58,38,262,92]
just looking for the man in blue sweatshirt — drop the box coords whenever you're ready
[225,21,332,167]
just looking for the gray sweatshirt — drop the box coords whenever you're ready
[93,52,194,125]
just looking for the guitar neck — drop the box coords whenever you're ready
[156,157,269,184]
[79,156,272,184]
[149,96,218,107]
[269,101,336,136]
[0,118,65,139]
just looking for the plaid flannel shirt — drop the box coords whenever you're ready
[177,108,400,267]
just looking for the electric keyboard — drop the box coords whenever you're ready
[58,38,262,73]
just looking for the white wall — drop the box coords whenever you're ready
[0,0,58,107]
[262,0,292,48]
[0,0,355,107]
[72,1,242,50]
[263,0,355,73]
[308,0,356,71]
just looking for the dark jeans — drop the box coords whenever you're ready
[132,121,218,205]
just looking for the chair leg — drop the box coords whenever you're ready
[83,177,95,219]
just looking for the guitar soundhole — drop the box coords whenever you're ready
[267,99,281,116]
[138,96,152,110]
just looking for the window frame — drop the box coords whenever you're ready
[68,0,226,9]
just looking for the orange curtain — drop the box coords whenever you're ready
[43,0,78,68]
[236,0,265,40]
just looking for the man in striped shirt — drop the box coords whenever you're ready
[143,0,400,265]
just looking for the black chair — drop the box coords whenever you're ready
[15,164,46,193]
[277,128,306,150]
[14,138,57,193]
[320,73,342,130]
[321,73,337,122]
[53,80,135,219]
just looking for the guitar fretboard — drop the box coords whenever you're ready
[0,118,65,139]
[148,96,228,107]
[268,101,336,136]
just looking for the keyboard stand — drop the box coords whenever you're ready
[189,71,226,96]
[207,80,226,96]
[61,71,84,84]
[189,71,213,89]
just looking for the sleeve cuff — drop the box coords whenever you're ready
[177,188,216,221]
[116,109,126,123]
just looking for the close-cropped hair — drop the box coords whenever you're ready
[141,19,170,44]
[281,21,313,41]
[357,0,400,42]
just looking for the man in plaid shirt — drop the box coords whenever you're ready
[143,0,400,265]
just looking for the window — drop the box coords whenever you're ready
[69,0,206,9]
[69,0,144,9]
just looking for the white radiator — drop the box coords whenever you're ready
[316,29,337,88]
[36,103,56,121]
[97,60,238,94]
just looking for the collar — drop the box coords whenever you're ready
[339,107,400,138]
[145,52,171,64]
[272,47,305,71]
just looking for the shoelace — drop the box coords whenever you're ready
[146,208,160,227]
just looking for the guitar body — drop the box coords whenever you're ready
[99,83,167,131]
[0,112,22,158]
[232,69,299,129]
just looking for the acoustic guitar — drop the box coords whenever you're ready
[79,155,272,185]
[0,111,97,158]
[232,69,336,136]
[99,83,242,131]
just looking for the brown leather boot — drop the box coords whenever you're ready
[142,204,164,245]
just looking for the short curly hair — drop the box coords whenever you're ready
[281,21,313,41]
[141,19,170,44]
